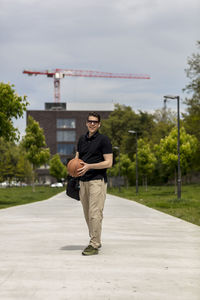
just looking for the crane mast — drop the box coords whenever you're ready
[23,68,150,102]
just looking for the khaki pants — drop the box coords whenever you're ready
[79,179,107,249]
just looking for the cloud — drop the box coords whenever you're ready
[1,0,199,137]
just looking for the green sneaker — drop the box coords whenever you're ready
[82,245,98,256]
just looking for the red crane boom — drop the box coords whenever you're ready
[23,68,150,102]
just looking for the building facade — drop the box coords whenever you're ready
[27,102,113,165]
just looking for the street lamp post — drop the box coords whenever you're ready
[164,95,181,200]
[114,146,121,192]
[128,130,138,195]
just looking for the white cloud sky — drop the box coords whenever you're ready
[0,0,199,136]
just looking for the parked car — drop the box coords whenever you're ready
[50,182,63,188]
[0,181,9,188]
[10,181,20,187]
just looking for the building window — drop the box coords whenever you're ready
[57,130,76,142]
[57,144,75,155]
[57,119,76,129]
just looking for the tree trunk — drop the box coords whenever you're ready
[174,168,177,195]
[125,176,128,188]
[145,176,148,192]
[32,166,36,192]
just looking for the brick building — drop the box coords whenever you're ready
[27,102,114,183]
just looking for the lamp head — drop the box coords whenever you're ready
[164,95,179,100]
[128,130,136,134]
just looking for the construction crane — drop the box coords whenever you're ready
[23,68,150,103]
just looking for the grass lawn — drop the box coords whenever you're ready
[108,184,200,226]
[0,186,65,209]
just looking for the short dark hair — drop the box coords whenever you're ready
[87,112,101,122]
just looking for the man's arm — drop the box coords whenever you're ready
[77,153,113,177]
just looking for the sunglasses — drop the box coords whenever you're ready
[87,120,99,124]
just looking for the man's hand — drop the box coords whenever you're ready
[77,162,90,176]
[77,153,113,177]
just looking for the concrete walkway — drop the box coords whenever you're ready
[0,191,200,300]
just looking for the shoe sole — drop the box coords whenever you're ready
[82,253,98,256]
[82,251,98,256]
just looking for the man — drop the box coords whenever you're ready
[76,112,113,256]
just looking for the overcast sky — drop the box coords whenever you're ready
[1,0,200,136]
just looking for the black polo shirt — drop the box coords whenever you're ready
[77,131,112,182]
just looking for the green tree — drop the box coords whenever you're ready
[137,110,155,141]
[108,153,132,186]
[0,138,7,182]
[49,154,67,182]
[0,82,28,141]
[22,116,50,190]
[182,42,200,172]
[15,150,34,184]
[101,104,140,154]
[152,108,176,144]
[183,41,200,141]
[0,138,32,184]
[101,104,157,157]
[0,138,18,183]
[155,127,198,190]
[132,139,156,190]
[183,41,200,97]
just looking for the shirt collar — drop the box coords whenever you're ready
[85,130,100,140]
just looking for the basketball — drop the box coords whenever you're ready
[67,158,84,177]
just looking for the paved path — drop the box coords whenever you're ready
[0,191,200,300]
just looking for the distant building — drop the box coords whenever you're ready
[27,102,114,167]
